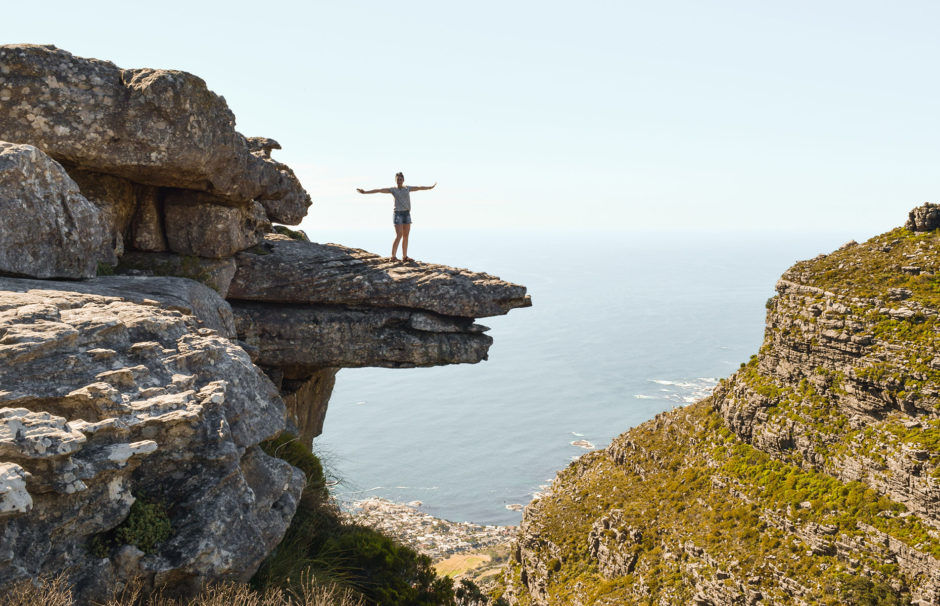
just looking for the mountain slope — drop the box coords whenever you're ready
[506,210,940,605]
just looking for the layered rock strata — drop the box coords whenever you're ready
[0,277,303,599]
[227,234,529,440]
[0,43,308,269]
[506,208,940,605]
[0,44,310,223]
[0,44,530,599]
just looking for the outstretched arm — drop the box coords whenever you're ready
[409,183,437,192]
[356,187,392,194]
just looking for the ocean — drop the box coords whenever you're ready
[311,228,860,526]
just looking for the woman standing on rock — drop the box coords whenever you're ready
[357,172,436,262]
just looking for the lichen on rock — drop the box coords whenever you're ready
[0,277,303,601]
[0,143,113,279]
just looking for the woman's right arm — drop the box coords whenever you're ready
[357,188,392,194]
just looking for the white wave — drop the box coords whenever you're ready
[640,377,720,406]
[633,394,658,399]
[571,431,585,437]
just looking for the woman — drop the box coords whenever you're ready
[357,172,436,262]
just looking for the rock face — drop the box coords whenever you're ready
[0,44,531,600]
[0,276,303,600]
[0,44,312,271]
[116,252,238,298]
[906,202,940,232]
[227,234,530,439]
[507,211,940,606]
[0,143,112,278]
[0,44,310,224]
[234,302,493,372]
[228,236,531,317]
[163,194,270,259]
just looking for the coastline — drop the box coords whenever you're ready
[344,497,516,584]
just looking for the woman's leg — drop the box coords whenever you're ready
[392,224,404,259]
[402,223,411,260]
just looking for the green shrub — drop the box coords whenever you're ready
[88,494,172,556]
[273,225,310,241]
[254,434,460,606]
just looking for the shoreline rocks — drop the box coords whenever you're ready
[344,497,515,562]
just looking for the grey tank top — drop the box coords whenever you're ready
[390,187,411,211]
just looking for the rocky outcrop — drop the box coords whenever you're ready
[0,44,310,224]
[0,276,303,601]
[227,235,529,438]
[0,44,531,600]
[163,194,269,259]
[0,143,112,278]
[906,202,940,232]
[228,236,531,317]
[280,369,338,447]
[234,302,492,372]
[507,207,940,606]
[116,253,238,298]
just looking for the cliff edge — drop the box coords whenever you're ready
[506,209,940,605]
[0,44,529,601]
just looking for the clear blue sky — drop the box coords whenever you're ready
[5,1,939,237]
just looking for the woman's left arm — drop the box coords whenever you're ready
[410,183,437,191]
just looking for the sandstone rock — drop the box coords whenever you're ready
[0,276,302,600]
[905,202,940,232]
[246,137,281,159]
[0,44,311,224]
[233,302,492,374]
[0,275,236,339]
[587,510,641,579]
[229,235,531,318]
[0,142,112,278]
[0,463,31,516]
[280,368,339,445]
[129,185,167,252]
[164,192,269,258]
[116,252,237,297]
[67,168,137,257]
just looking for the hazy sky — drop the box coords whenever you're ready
[5,1,939,237]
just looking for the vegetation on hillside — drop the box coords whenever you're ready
[786,227,940,306]
[507,401,927,605]
[253,434,500,606]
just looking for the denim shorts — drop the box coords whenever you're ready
[393,210,412,225]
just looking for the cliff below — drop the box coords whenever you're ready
[0,44,528,602]
[506,209,940,605]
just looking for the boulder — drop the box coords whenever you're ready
[905,202,940,232]
[229,235,531,318]
[0,277,302,600]
[0,44,311,224]
[164,192,270,258]
[0,142,112,279]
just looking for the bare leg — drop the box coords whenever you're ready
[402,224,411,261]
[391,224,404,260]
